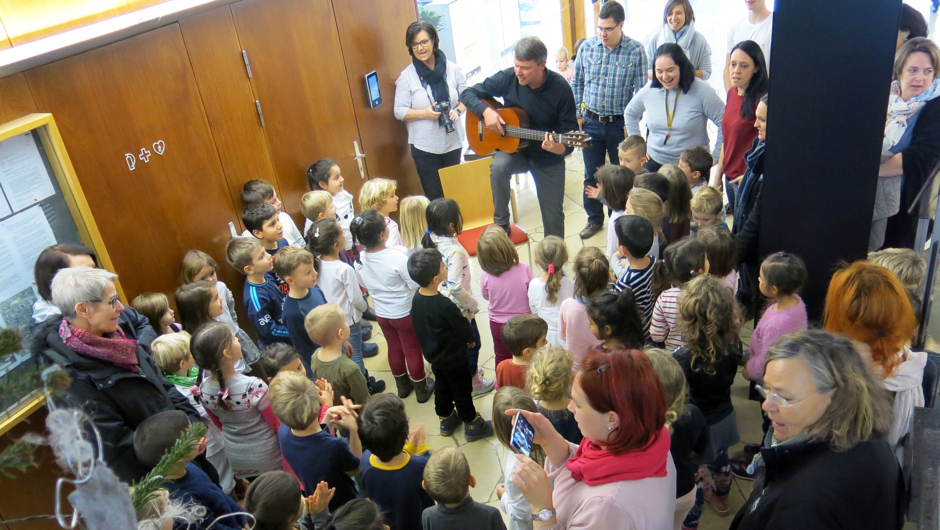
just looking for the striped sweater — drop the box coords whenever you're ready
[612,256,655,333]
[650,287,683,352]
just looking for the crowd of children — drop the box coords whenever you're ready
[116,135,933,530]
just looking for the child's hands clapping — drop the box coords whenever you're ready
[303,481,335,516]
[409,424,427,448]
[327,396,362,432]
[315,378,334,407]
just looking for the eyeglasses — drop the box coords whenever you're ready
[91,294,123,309]
[755,384,814,408]
[411,39,432,50]
[596,26,619,35]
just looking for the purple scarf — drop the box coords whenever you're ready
[59,318,139,372]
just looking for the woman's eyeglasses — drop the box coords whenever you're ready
[754,384,814,408]
[91,294,122,309]
[411,39,432,50]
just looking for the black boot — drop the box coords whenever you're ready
[439,410,462,436]
[367,374,386,395]
[413,377,435,404]
[464,414,494,442]
[394,374,413,398]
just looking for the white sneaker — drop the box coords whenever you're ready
[471,372,495,396]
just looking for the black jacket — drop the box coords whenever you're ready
[410,292,475,370]
[900,96,940,215]
[733,138,765,267]
[731,438,904,530]
[32,319,200,483]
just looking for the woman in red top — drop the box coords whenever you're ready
[713,40,768,210]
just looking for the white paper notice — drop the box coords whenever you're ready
[0,205,57,302]
[0,132,54,213]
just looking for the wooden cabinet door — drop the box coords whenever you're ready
[179,5,280,225]
[230,0,366,215]
[25,25,243,303]
[331,0,422,197]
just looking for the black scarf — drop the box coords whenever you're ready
[413,48,450,104]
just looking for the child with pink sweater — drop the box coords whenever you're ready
[477,226,534,367]
[558,247,608,369]
[744,252,808,383]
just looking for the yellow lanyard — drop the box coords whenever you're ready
[664,90,680,145]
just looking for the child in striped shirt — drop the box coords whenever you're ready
[650,238,706,352]
[611,215,656,334]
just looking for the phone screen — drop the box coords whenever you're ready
[509,412,535,456]
[365,71,381,108]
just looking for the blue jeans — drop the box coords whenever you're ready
[582,117,625,225]
[347,320,366,374]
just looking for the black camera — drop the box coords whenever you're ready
[433,101,456,134]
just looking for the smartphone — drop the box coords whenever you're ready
[509,412,535,456]
[364,71,381,108]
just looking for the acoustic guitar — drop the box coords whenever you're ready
[466,98,590,155]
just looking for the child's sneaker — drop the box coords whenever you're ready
[464,415,494,442]
[471,371,495,396]
[367,376,386,395]
[439,411,462,436]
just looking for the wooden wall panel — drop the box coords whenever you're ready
[230,0,365,216]
[179,5,279,229]
[24,24,242,304]
[332,0,422,198]
[0,0,164,46]
[0,74,39,124]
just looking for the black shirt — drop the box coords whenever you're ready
[670,403,711,497]
[731,439,903,530]
[538,405,583,446]
[674,343,743,424]
[460,67,578,166]
[422,496,507,530]
[411,292,475,370]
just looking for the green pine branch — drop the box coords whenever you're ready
[0,438,37,479]
[130,421,207,514]
[0,328,22,360]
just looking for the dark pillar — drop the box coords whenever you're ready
[759,0,901,321]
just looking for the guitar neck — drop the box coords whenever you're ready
[503,126,564,144]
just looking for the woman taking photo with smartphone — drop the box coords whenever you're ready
[505,348,676,529]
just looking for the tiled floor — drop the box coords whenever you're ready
[363,151,763,529]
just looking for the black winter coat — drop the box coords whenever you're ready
[730,438,904,530]
[32,319,200,483]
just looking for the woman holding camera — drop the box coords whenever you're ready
[394,21,468,200]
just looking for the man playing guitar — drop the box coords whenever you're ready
[460,36,578,238]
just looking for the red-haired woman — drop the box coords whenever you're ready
[823,261,925,461]
[506,349,675,528]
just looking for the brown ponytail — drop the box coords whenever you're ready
[534,236,568,304]
[191,321,235,410]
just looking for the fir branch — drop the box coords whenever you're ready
[0,327,22,360]
[0,438,37,479]
[0,365,42,401]
[130,422,207,515]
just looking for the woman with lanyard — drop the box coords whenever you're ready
[394,22,468,200]
[873,38,940,250]
[625,43,723,173]
[644,0,712,80]
[713,40,768,211]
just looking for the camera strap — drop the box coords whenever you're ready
[420,79,437,105]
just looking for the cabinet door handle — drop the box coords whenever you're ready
[353,140,366,179]
[242,50,252,78]
[255,100,265,128]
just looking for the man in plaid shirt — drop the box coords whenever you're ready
[571,1,648,240]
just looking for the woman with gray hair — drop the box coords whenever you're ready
[730,330,904,529]
[32,266,201,482]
